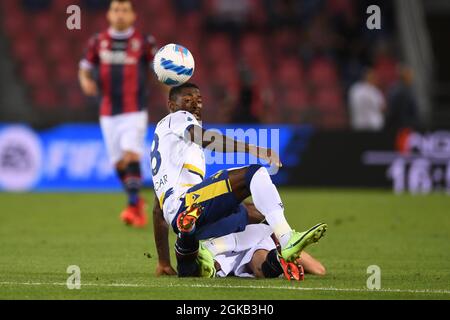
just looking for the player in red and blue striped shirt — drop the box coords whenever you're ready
[79,0,160,227]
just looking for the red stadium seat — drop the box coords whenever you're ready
[374,55,399,92]
[309,57,339,88]
[45,37,72,63]
[3,10,27,35]
[276,57,305,88]
[285,87,310,110]
[54,63,78,85]
[21,61,48,87]
[1,0,21,14]
[152,14,178,43]
[10,36,38,63]
[32,86,60,110]
[180,12,202,33]
[65,86,86,110]
[312,86,347,128]
[314,87,344,111]
[205,34,233,65]
[147,0,173,13]
[32,12,54,36]
[240,34,266,61]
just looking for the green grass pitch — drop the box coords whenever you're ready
[0,189,449,300]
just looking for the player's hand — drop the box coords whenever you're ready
[251,146,282,168]
[155,262,177,276]
[80,78,98,96]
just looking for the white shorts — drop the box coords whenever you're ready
[215,225,276,278]
[100,111,148,165]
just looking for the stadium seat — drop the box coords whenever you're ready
[21,61,48,87]
[32,85,60,110]
[65,85,86,110]
[309,57,339,88]
[2,9,27,35]
[45,37,72,63]
[374,55,399,92]
[240,34,266,61]
[312,86,347,128]
[54,64,78,86]
[10,35,38,63]
[32,12,54,36]
[314,87,344,111]
[205,34,233,65]
[276,57,305,89]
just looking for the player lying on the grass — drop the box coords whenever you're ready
[198,223,326,279]
[150,82,327,277]
[154,201,326,279]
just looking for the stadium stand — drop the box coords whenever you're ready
[0,0,400,128]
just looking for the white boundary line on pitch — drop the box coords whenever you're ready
[0,282,449,295]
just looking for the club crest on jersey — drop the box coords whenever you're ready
[131,39,141,52]
[100,39,109,49]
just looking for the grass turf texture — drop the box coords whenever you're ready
[0,189,449,300]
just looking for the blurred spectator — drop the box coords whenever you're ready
[206,0,250,36]
[349,68,385,131]
[385,66,419,130]
[232,65,260,123]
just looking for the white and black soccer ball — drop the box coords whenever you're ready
[153,44,195,87]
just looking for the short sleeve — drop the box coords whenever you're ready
[169,111,201,139]
[79,34,100,70]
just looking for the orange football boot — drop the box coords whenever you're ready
[120,198,148,227]
[279,257,305,281]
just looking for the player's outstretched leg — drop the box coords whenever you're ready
[229,165,327,262]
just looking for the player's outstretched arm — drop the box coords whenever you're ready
[152,194,176,276]
[187,126,281,167]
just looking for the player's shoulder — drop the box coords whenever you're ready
[156,111,197,128]
[87,31,108,45]
[171,110,197,123]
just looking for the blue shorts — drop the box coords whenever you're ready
[172,170,248,240]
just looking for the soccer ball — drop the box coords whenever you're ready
[153,44,195,87]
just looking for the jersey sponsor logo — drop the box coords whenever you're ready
[99,50,138,65]
[111,41,128,50]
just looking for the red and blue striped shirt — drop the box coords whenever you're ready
[80,28,157,116]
